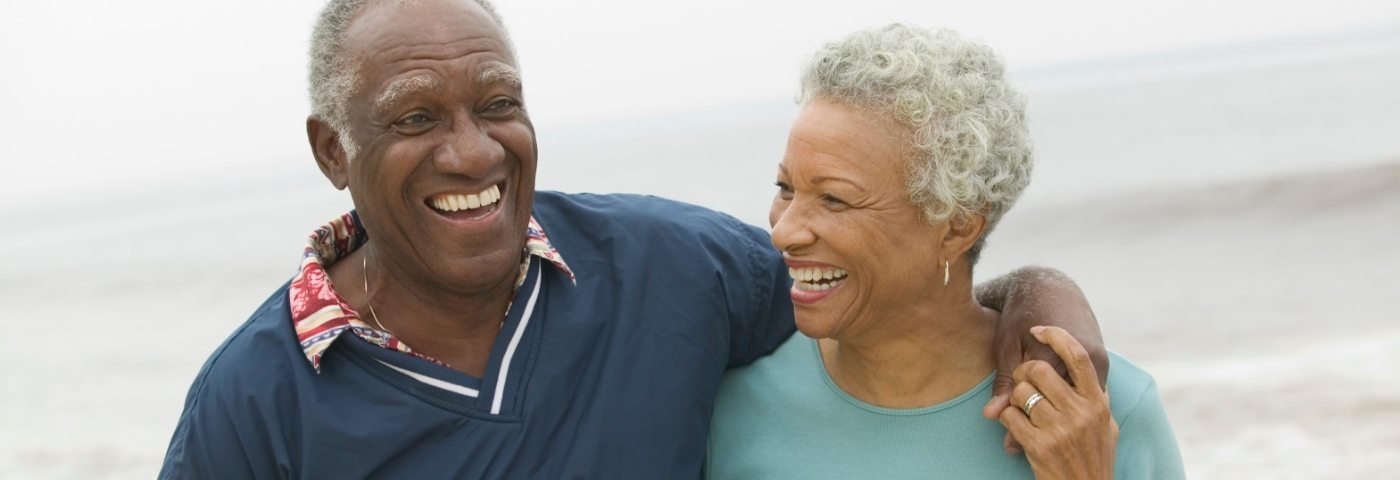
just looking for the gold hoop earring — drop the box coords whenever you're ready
[943,259,950,286]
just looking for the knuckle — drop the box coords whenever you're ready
[1013,363,1036,382]
[1068,347,1092,367]
[1094,401,1113,419]
[1012,381,1036,398]
[1026,360,1056,379]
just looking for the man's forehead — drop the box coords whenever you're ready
[345,0,512,63]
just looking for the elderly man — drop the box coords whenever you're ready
[160,0,1105,477]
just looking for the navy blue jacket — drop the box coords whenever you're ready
[160,192,796,479]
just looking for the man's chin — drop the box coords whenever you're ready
[429,253,524,294]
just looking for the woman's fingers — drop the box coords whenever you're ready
[997,404,1036,455]
[1013,359,1078,409]
[1010,380,1061,427]
[1030,325,1104,398]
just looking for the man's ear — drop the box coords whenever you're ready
[941,213,988,260]
[307,116,351,190]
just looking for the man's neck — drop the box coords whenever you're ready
[332,245,520,377]
[818,292,999,409]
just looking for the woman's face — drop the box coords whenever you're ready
[770,98,952,343]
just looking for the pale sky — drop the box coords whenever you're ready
[1,0,1397,206]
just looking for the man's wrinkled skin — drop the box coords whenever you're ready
[308,0,535,376]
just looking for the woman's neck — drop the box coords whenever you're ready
[818,292,1000,409]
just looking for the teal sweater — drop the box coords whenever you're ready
[708,336,1185,479]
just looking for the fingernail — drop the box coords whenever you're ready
[1029,325,1046,335]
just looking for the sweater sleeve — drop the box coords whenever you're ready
[1112,378,1187,480]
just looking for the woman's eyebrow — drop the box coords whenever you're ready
[810,175,868,193]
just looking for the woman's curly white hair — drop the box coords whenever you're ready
[800,24,1033,264]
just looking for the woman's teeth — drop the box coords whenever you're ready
[430,185,501,212]
[789,267,848,291]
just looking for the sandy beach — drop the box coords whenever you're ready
[3,30,1399,479]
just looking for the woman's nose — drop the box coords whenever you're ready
[769,200,816,254]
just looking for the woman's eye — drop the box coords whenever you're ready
[774,181,794,199]
[821,194,847,206]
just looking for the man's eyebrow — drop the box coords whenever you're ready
[373,74,442,116]
[478,65,520,88]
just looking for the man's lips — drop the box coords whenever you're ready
[423,181,509,224]
[426,183,503,213]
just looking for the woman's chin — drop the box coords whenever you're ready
[794,316,838,340]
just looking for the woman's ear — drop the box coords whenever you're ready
[307,116,350,190]
[941,213,987,260]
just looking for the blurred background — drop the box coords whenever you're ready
[2,0,1398,478]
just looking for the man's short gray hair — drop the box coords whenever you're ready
[799,24,1032,264]
[308,0,511,160]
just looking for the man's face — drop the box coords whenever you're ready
[337,0,535,293]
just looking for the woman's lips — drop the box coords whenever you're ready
[785,262,849,305]
[789,279,846,304]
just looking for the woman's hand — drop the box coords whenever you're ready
[999,326,1118,480]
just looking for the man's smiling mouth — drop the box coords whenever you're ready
[427,184,503,214]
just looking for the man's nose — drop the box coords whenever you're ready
[434,114,503,177]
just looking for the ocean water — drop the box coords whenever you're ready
[532,28,1400,228]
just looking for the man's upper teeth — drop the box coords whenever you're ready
[788,267,848,282]
[431,185,500,212]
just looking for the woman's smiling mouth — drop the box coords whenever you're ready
[790,266,848,291]
[787,264,848,304]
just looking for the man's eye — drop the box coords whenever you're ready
[398,113,432,125]
[486,98,520,113]
[393,112,436,134]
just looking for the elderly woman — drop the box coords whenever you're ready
[707,25,1184,479]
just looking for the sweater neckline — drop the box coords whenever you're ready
[807,338,995,416]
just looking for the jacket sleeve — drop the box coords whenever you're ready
[159,349,291,479]
[723,217,796,368]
